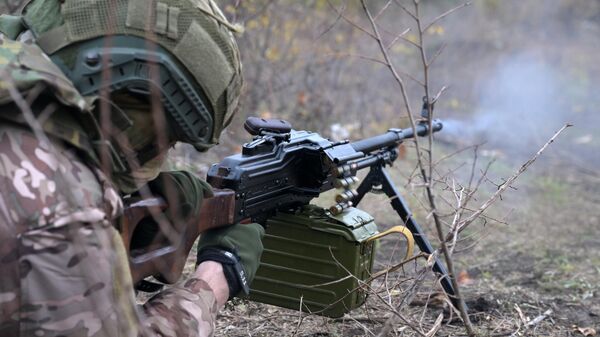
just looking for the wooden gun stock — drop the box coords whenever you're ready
[119,189,236,284]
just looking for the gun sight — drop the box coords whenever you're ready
[244,116,292,136]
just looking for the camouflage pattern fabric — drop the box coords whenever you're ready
[0,35,90,112]
[0,34,101,163]
[0,123,219,336]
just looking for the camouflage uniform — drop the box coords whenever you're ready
[0,2,239,335]
[0,123,220,337]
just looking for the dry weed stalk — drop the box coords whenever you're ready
[332,1,572,336]
[356,0,475,335]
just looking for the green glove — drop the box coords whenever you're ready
[196,223,265,298]
[147,171,214,221]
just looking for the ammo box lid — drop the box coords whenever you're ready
[295,205,379,243]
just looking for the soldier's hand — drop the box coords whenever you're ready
[196,223,265,299]
[147,171,213,220]
[130,171,213,250]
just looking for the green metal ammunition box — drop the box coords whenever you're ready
[247,205,379,318]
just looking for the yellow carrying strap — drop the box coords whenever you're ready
[367,226,415,260]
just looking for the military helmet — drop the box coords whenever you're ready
[22,0,243,152]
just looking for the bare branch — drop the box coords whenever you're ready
[385,27,411,50]
[412,0,476,334]
[459,124,572,231]
[328,0,378,40]
[431,85,448,104]
[360,0,424,169]
[423,2,472,33]
[433,144,479,166]
[397,34,423,50]
[325,52,389,66]
[374,0,394,21]
[319,0,347,40]
[394,0,417,21]
[427,42,447,68]
[425,313,444,337]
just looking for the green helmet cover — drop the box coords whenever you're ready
[24,0,243,149]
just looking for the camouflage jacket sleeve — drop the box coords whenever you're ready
[0,124,220,337]
[141,278,219,336]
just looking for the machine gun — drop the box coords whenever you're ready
[121,117,456,306]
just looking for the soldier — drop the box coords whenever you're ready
[0,0,264,336]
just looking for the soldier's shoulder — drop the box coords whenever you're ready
[0,35,91,112]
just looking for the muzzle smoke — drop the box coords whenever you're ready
[441,54,597,169]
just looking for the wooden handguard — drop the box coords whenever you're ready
[120,189,237,284]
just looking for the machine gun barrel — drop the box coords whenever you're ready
[350,120,443,154]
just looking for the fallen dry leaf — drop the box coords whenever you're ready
[576,326,597,336]
[457,270,475,286]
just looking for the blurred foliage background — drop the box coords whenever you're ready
[172,0,599,252]
[210,0,599,169]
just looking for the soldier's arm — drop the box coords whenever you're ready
[132,171,264,336]
[140,261,228,336]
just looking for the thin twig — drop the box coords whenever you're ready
[426,313,444,337]
[374,0,394,21]
[525,309,552,327]
[329,249,429,337]
[319,0,347,40]
[427,43,447,68]
[385,27,411,50]
[412,0,475,333]
[361,1,478,335]
[329,0,378,40]
[324,52,388,66]
[394,0,417,21]
[292,296,305,336]
[458,124,572,232]
[423,2,472,33]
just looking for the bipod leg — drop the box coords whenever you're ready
[354,166,459,307]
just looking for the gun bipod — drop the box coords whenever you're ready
[353,165,461,309]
